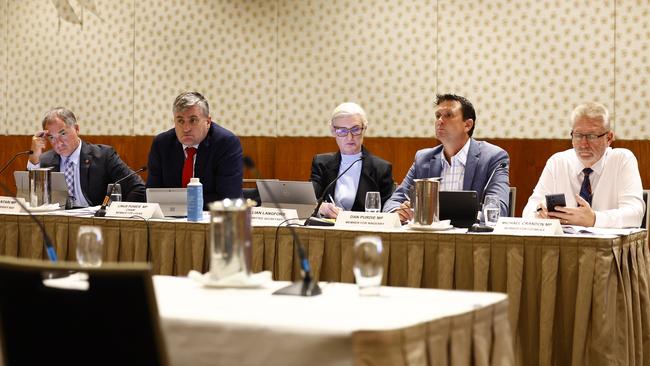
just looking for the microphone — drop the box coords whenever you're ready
[469,161,508,233]
[243,155,321,296]
[0,150,33,175]
[94,166,147,217]
[0,151,57,262]
[304,156,364,226]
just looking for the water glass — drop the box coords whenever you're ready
[76,226,103,267]
[364,191,381,213]
[352,236,383,296]
[483,195,500,226]
[106,183,122,203]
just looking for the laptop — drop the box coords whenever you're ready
[256,180,318,219]
[146,188,187,217]
[439,190,479,228]
[14,171,68,207]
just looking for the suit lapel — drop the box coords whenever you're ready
[463,138,479,190]
[79,142,93,201]
[429,145,443,178]
[193,123,213,184]
[355,149,373,209]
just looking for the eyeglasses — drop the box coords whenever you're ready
[333,125,364,137]
[570,131,609,141]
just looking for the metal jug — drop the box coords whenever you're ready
[28,168,52,207]
[208,198,254,281]
[413,178,440,225]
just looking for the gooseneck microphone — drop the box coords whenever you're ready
[0,150,33,175]
[243,156,321,296]
[94,166,147,217]
[304,156,364,226]
[468,161,508,233]
[0,150,57,262]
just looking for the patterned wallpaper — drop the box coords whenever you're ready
[0,0,648,139]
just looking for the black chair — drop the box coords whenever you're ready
[0,257,168,366]
[509,187,517,217]
[643,190,649,229]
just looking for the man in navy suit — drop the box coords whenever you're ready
[383,94,510,222]
[28,107,146,207]
[146,91,243,208]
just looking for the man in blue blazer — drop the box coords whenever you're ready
[146,91,243,208]
[383,94,510,222]
[28,107,146,207]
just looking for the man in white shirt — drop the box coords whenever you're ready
[522,102,645,228]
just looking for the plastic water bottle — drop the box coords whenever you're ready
[187,177,203,222]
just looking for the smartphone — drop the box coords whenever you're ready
[545,194,566,212]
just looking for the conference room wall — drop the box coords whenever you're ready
[0,135,648,217]
[0,0,648,139]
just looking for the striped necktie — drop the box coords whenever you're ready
[579,168,593,205]
[64,159,76,203]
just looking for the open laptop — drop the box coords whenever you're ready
[256,180,318,219]
[14,171,68,207]
[146,188,187,217]
[439,190,479,228]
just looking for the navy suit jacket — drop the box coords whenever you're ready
[383,138,510,216]
[39,141,146,206]
[310,147,394,212]
[146,122,243,208]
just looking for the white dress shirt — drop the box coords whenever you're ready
[522,148,645,228]
[439,138,470,191]
[27,143,90,207]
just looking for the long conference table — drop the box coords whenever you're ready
[0,211,648,366]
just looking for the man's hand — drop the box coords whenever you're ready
[535,203,549,219]
[397,201,414,223]
[29,131,47,165]
[547,194,596,226]
[318,202,341,219]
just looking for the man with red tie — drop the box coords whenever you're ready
[146,91,243,208]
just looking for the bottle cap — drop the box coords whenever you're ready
[190,177,200,184]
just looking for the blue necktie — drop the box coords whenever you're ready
[579,168,593,205]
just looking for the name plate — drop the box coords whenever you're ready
[251,207,299,226]
[105,202,164,219]
[493,217,563,235]
[335,211,401,229]
[0,196,26,213]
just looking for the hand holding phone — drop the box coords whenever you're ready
[545,194,567,212]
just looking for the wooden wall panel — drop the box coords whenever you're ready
[1,135,648,217]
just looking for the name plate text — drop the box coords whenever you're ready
[493,217,562,235]
[106,202,164,219]
[251,207,299,226]
[335,211,401,229]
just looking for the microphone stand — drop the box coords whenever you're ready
[0,150,33,175]
[95,166,147,217]
[304,157,364,226]
[468,161,508,233]
[243,157,321,296]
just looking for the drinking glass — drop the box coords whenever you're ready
[364,191,381,213]
[106,183,122,203]
[352,236,383,296]
[483,195,500,227]
[76,226,103,267]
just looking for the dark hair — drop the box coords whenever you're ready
[435,94,476,137]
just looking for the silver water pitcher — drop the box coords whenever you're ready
[208,198,254,281]
[413,178,440,225]
[29,168,52,207]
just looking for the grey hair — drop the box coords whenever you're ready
[41,107,77,129]
[173,91,210,117]
[571,102,610,129]
[330,102,368,128]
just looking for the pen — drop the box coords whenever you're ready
[328,194,335,204]
[536,207,543,212]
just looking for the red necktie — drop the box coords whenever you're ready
[182,147,197,187]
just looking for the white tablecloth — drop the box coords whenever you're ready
[154,276,509,366]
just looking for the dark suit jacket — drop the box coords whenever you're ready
[310,147,394,212]
[146,122,243,208]
[39,141,146,206]
[383,138,510,216]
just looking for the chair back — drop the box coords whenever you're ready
[0,257,168,366]
[509,187,517,217]
[643,190,649,229]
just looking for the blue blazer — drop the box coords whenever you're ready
[39,141,146,205]
[146,122,243,208]
[383,138,510,216]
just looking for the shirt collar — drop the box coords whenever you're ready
[439,138,471,168]
[575,147,609,178]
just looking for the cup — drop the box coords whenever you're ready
[76,226,103,267]
[208,198,254,281]
[413,178,440,225]
[483,195,500,226]
[106,183,122,203]
[353,236,383,296]
[28,168,52,207]
[364,191,381,213]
